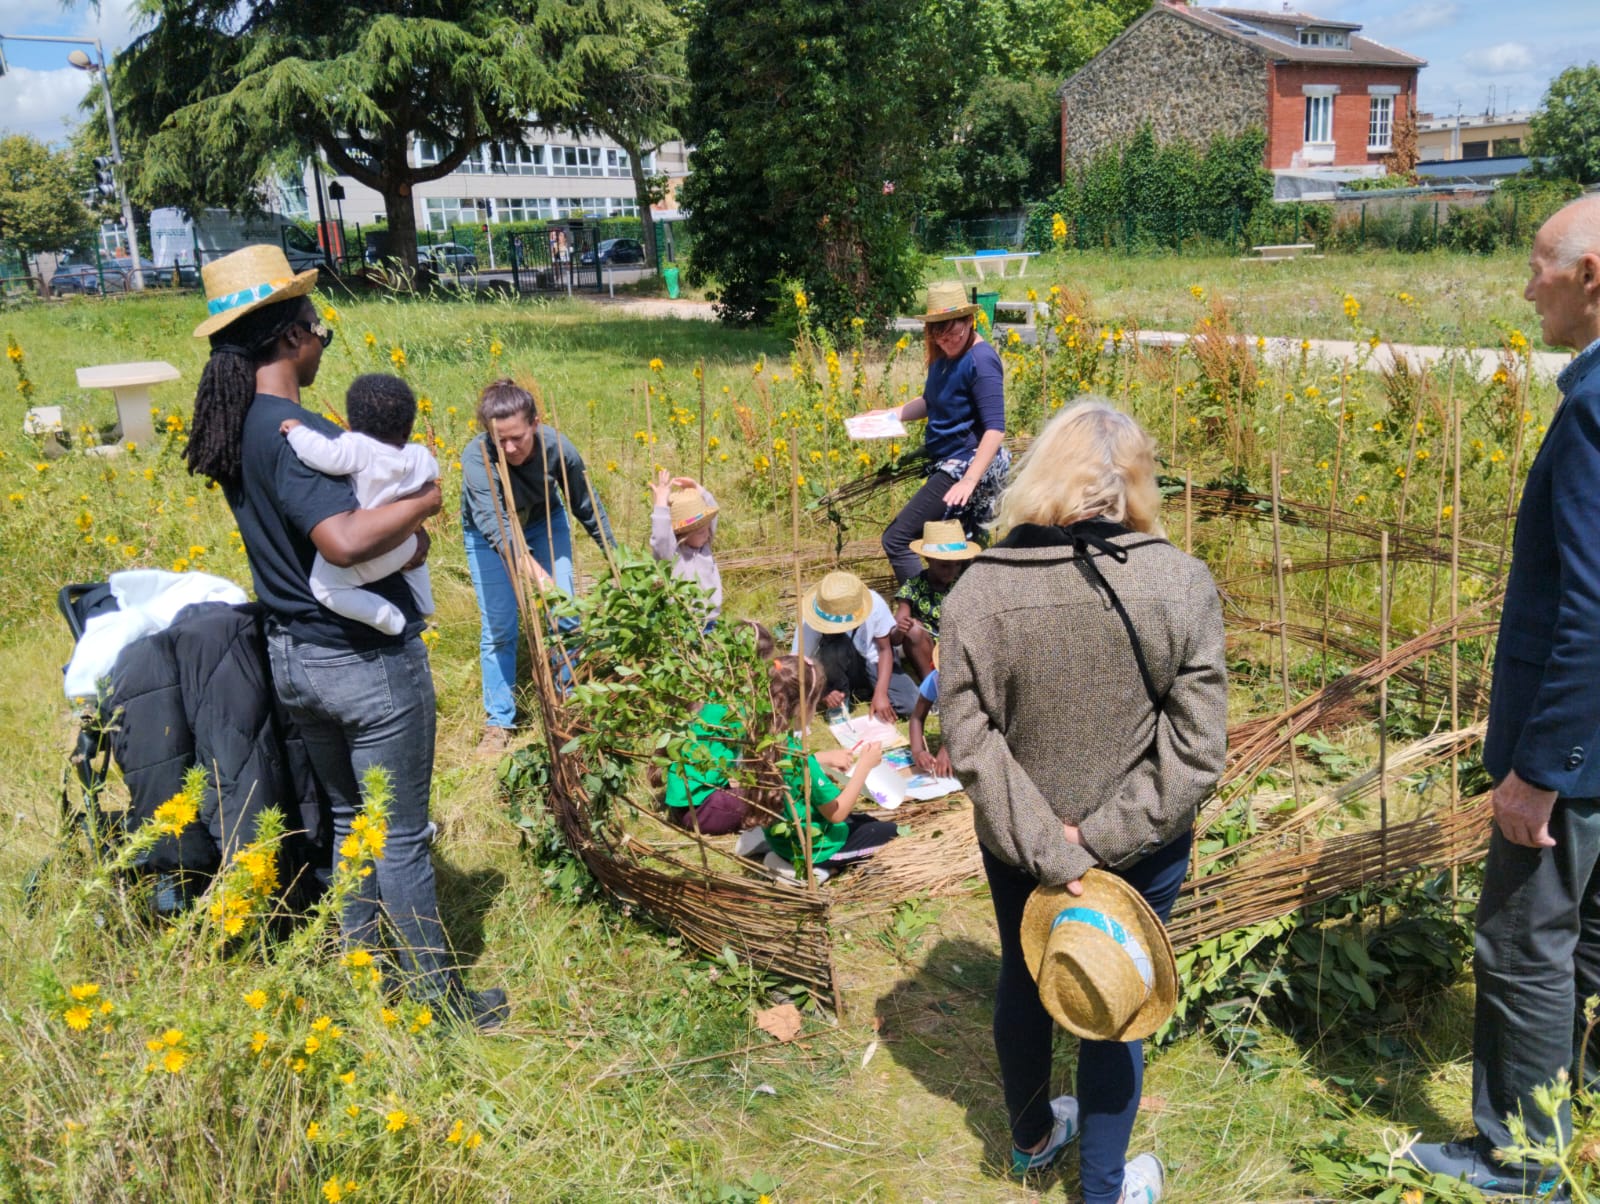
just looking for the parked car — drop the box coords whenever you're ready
[580,238,646,266]
[420,242,478,272]
[101,257,176,292]
[49,261,103,294]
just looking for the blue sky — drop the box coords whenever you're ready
[2,0,1597,146]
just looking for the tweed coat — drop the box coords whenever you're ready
[940,520,1228,886]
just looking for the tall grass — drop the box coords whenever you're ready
[0,273,1566,1200]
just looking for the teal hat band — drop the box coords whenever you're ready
[1050,906,1154,995]
[812,598,859,625]
[207,279,291,316]
[921,541,971,553]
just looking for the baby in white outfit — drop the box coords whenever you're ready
[279,374,437,635]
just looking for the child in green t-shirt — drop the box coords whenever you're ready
[762,654,897,871]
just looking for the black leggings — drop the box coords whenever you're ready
[882,470,964,585]
[822,814,898,865]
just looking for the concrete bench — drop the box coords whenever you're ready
[944,250,1040,280]
[75,361,181,452]
[1247,243,1320,261]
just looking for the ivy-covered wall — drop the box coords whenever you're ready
[1061,8,1266,170]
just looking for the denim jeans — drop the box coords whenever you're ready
[983,831,1192,1204]
[266,629,455,999]
[1473,798,1600,1161]
[463,507,577,728]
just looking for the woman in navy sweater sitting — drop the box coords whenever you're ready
[878,281,1009,584]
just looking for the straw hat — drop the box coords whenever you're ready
[193,245,319,339]
[909,519,980,561]
[915,280,980,323]
[1020,869,1178,1042]
[800,571,872,634]
[669,487,718,536]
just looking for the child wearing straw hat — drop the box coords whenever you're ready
[794,570,919,722]
[647,468,722,627]
[891,518,979,680]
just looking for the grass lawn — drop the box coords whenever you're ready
[0,271,1529,1201]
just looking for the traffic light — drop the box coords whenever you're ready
[92,157,116,197]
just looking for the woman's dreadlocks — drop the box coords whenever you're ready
[185,297,307,490]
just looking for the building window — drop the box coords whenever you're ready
[492,197,552,223]
[414,139,444,168]
[423,196,484,231]
[1368,95,1394,152]
[551,146,604,177]
[1304,94,1333,145]
[488,141,544,175]
[553,196,639,218]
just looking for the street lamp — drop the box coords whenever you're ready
[0,32,143,291]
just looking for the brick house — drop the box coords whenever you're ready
[1061,2,1425,194]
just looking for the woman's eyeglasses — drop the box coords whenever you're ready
[297,319,334,349]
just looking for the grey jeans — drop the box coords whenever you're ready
[266,629,455,999]
[1473,797,1600,1157]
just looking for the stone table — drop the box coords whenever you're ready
[75,361,181,449]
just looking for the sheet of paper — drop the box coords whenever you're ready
[827,712,908,752]
[844,412,908,441]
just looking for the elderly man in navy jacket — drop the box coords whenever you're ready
[1412,196,1600,1197]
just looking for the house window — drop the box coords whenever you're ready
[1299,28,1348,48]
[1304,94,1333,145]
[1368,95,1394,151]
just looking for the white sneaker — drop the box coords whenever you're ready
[1119,1153,1165,1203]
[1009,1095,1079,1177]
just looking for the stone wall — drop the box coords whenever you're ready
[1061,8,1267,169]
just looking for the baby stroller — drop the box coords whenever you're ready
[24,583,127,911]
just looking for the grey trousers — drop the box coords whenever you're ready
[1473,797,1600,1157]
[267,629,457,1000]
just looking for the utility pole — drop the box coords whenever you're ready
[0,32,144,290]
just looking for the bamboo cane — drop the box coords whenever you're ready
[1450,362,1463,899]
[1184,472,1194,555]
[1378,530,1390,897]
[1473,346,1533,720]
[698,358,708,484]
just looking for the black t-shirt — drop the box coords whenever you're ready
[226,392,421,649]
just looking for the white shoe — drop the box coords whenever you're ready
[762,851,829,885]
[1009,1094,1079,1177]
[1120,1153,1165,1203]
[734,829,770,858]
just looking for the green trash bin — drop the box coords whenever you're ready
[975,290,999,329]
[663,266,681,299]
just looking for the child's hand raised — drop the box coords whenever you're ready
[279,418,302,436]
[854,742,884,773]
[649,467,671,509]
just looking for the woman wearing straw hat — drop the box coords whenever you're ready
[940,400,1227,1202]
[185,245,507,1030]
[874,280,1009,585]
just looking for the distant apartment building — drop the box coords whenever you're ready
[287,126,691,232]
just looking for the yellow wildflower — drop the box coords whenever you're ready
[250,1030,269,1053]
[385,1110,408,1132]
[379,1006,398,1026]
[793,290,808,312]
[152,794,198,836]
[1189,285,1204,300]
[162,1048,189,1074]
[648,357,664,372]
[64,1005,93,1031]
[363,332,376,348]
[447,1119,465,1144]
[410,1007,433,1033]
[465,1132,483,1151]
[340,1070,357,1086]
[69,983,100,1001]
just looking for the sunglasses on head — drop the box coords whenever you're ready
[295,319,334,349]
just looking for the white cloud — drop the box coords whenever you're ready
[1386,2,1461,35]
[1462,41,1536,74]
[0,65,94,144]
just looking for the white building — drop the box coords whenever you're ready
[290,126,691,233]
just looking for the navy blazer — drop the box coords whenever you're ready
[1483,339,1600,797]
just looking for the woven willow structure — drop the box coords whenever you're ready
[498,459,1501,1009]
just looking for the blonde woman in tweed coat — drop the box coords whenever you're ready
[940,400,1228,1203]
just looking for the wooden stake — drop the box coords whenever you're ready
[1270,453,1304,815]
[1320,361,1350,691]
[1448,360,1466,900]
[1378,530,1390,894]
[1184,471,1194,555]
[698,358,707,483]
[789,422,820,900]
[1474,347,1533,719]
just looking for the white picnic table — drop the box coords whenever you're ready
[1246,243,1320,261]
[944,250,1039,280]
[75,361,180,451]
